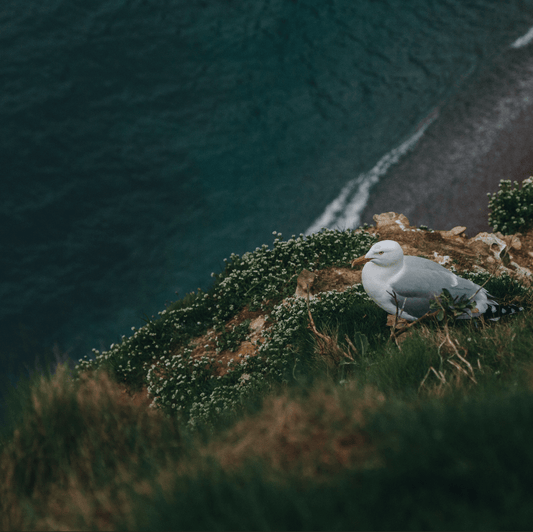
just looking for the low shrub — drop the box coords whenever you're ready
[487,177,533,235]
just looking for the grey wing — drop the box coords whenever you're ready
[389,259,483,318]
[388,293,433,319]
[402,257,484,299]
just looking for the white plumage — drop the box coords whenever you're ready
[351,240,518,321]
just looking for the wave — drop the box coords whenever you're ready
[510,26,533,49]
[306,23,533,238]
[305,108,439,235]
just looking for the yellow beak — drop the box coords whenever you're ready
[351,255,372,268]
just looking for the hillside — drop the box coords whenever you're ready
[0,207,532,531]
[100,211,533,418]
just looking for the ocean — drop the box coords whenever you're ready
[1,0,533,404]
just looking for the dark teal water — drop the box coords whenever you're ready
[1,0,533,396]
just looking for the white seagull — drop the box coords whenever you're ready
[351,240,520,321]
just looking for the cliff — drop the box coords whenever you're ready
[111,211,533,416]
[1,210,533,530]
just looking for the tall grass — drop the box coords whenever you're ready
[124,390,533,531]
[1,309,532,530]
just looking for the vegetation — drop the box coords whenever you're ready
[73,229,378,428]
[487,176,533,234]
[0,183,532,530]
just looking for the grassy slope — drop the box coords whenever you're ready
[0,227,532,531]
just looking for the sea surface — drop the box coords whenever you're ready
[2,0,533,406]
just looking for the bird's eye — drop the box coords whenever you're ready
[377,251,384,255]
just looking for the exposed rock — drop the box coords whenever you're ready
[501,233,523,251]
[441,226,467,239]
[472,232,507,260]
[373,212,413,232]
[451,226,467,236]
[361,212,532,284]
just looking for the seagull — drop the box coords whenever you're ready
[351,240,521,321]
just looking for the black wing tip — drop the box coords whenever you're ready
[482,304,524,321]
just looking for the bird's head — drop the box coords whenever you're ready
[351,240,404,268]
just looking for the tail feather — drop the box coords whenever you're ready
[482,302,524,321]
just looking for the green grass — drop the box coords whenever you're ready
[0,227,532,530]
[123,389,533,531]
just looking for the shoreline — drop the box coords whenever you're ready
[361,48,533,237]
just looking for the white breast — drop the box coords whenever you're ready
[362,262,399,316]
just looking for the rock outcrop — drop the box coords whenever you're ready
[363,212,532,283]
[296,212,532,302]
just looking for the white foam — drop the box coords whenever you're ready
[305,110,438,235]
[511,26,533,49]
